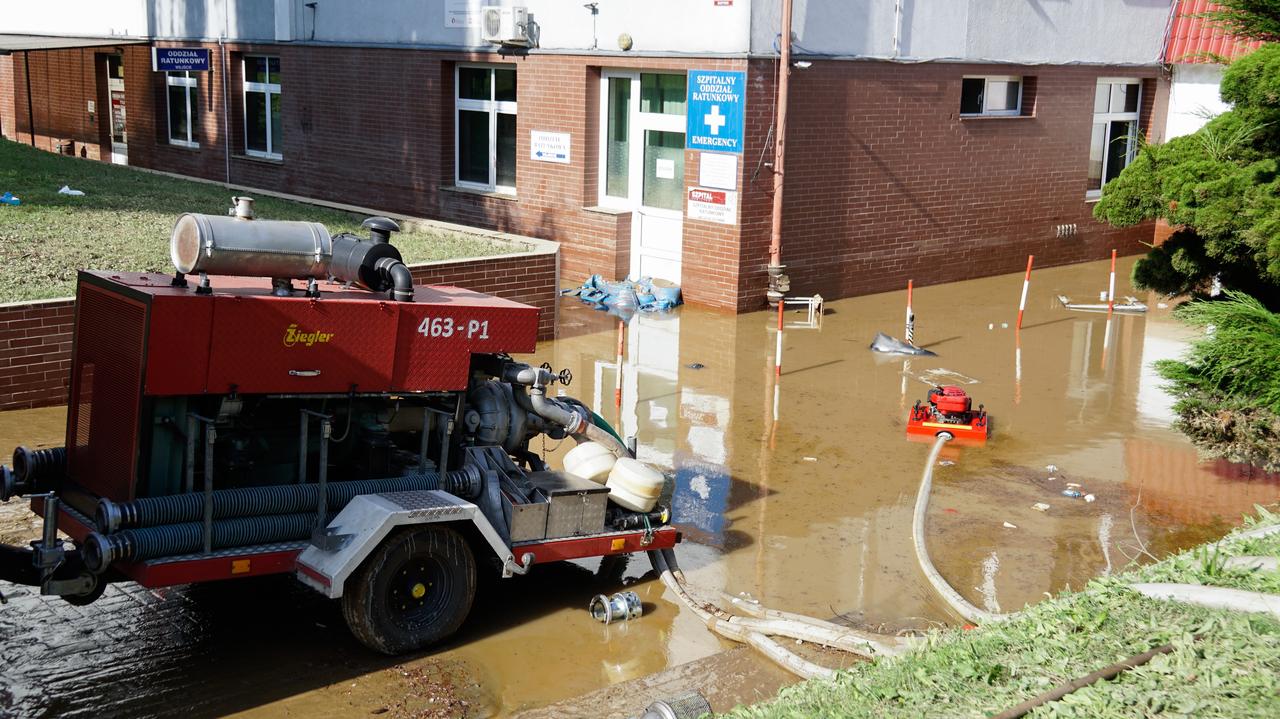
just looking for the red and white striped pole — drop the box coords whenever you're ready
[774,299,784,377]
[905,279,915,345]
[614,320,624,409]
[1107,249,1117,316]
[1016,255,1034,330]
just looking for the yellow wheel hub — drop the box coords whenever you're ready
[411,582,427,599]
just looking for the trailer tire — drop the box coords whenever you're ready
[342,525,476,655]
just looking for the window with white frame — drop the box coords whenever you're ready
[243,56,281,159]
[960,76,1022,116]
[456,65,517,193]
[1088,79,1142,197]
[166,71,198,147]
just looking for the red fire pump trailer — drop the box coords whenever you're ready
[0,205,677,654]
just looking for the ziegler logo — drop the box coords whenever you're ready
[283,324,334,347]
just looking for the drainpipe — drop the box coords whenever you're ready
[767,0,792,306]
[23,51,36,147]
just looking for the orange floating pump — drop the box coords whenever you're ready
[907,385,990,444]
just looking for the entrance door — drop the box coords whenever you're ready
[106,56,127,165]
[599,71,686,283]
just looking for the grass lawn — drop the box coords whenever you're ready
[729,508,1280,718]
[0,139,516,302]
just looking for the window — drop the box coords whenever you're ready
[960,76,1022,116]
[640,73,686,115]
[1087,79,1142,197]
[604,77,631,199]
[455,65,517,193]
[243,56,281,159]
[166,71,198,147]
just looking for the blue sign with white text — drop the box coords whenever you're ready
[153,48,210,72]
[685,70,746,154]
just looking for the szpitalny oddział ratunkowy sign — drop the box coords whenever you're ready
[686,70,745,154]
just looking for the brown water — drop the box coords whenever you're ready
[1,256,1277,718]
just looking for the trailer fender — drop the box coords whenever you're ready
[294,490,522,599]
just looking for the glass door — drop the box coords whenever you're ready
[599,71,687,284]
[106,55,127,165]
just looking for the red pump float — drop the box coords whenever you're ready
[906,385,990,444]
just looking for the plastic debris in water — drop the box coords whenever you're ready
[938,459,956,467]
[1084,494,1097,503]
[1062,489,1083,498]
[802,456,817,462]
[1045,464,1059,473]
[1032,502,1051,512]
[1066,482,1082,489]
[686,362,705,370]
[1003,521,1018,529]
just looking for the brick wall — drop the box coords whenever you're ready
[0,300,75,411]
[2,44,1173,315]
[408,250,559,341]
[0,252,556,411]
[115,44,749,308]
[738,60,1167,307]
[3,48,114,160]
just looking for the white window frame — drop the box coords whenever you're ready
[1087,77,1143,199]
[960,75,1023,117]
[243,55,281,160]
[455,64,517,194]
[166,71,198,148]
[597,70,686,209]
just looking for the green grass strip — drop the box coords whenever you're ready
[729,508,1280,718]
[0,139,515,302]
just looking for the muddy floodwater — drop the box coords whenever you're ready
[2,257,1278,718]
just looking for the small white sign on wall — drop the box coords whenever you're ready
[687,186,738,225]
[531,130,571,164]
[655,158,676,180]
[698,152,738,190]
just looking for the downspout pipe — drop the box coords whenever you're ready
[766,0,794,305]
[24,50,36,148]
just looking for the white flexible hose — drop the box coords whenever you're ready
[1130,583,1280,620]
[912,433,1009,624]
[650,549,848,678]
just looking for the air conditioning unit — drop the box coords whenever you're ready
[481,6,530,46]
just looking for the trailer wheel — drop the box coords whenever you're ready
[342,525,476,655]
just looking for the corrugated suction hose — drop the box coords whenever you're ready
[96,469,480,533]
[83,512,327,572]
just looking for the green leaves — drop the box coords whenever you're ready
[1095,41,1280,304]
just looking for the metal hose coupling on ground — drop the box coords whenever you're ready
[96,468,481,533]
[913,432,1009,625]
[590,591,644,624]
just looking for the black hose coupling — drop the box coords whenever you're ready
[82,532,128,574]
[12,446,66,493]
[0,465,16,502]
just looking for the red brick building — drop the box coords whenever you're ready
[2,1,1177,311]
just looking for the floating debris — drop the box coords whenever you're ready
[1032,502,1051,512]
[1003,521,1018,529]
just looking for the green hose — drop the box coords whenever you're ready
[590,411,626,445]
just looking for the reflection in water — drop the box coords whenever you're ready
[1,257,1278,718]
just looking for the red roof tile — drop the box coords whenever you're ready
[1166,0,1263,63]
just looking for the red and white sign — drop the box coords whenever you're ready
[687,186,738,225]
